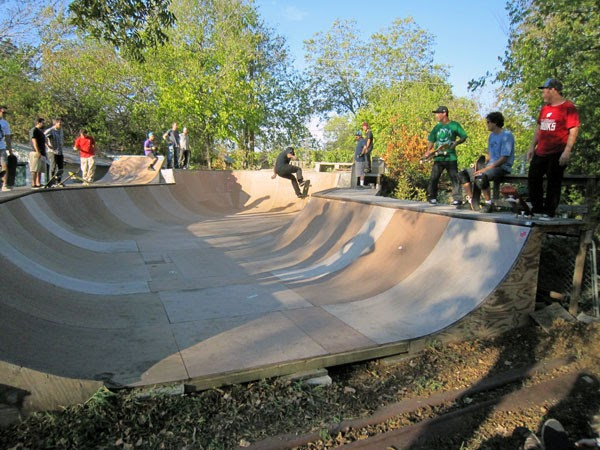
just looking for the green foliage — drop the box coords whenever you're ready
[367,17,447,86]
[320,115,356,163]
[0,42,42,141]
[304,19,367,116]
[2,0,309,161]
[69,0,176,62]
[304,17,448,119]
[496,0,600,176]
[359,81,489,200]
[143,0,309,165]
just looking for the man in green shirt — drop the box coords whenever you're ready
[422,106,467,205]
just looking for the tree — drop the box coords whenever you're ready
[68,0,176,62]
[37,12,150,152]
[304,20,367,116]
[144,0,309,168]
[318,115,356,163]
[489,0,600,175]
[367,17,446,87]
[304,17,448,119]
[0,40,43,141]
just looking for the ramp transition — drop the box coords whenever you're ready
[97,155,165,185]
[0,170,540,413]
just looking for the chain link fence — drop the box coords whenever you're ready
[537,233,599,316]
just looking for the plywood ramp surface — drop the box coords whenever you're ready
[0,170,536,413]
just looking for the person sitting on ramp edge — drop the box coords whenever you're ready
[272,146,307,198]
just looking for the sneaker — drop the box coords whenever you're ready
[428,199,437,205]
[541,418,570,450]
[483,201,494,213]
[523,430,543,450]
[2,185,12,192]
[452,200,462,206]
[298,179,305,186]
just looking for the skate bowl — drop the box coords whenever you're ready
[0,169,542,414]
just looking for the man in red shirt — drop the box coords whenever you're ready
[74,129,96,184]
[527,78,580,217]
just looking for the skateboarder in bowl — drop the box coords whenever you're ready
[271,146,309,198]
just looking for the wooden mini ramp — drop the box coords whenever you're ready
[97,155,165,184]
[0,170,544,414]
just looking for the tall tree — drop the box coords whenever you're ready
[367,17,446,87]
[304,20,367,116]
[145,0,308,167]
[493,0,600,174]
[304,17,447,118]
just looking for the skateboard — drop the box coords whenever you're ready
[42,172,62,189]
[54,170,87,187]
[419,143,450,163]
[470,155,487,210]
[5,153,17,187]
[500,184,533,217]
[300,179,311,198]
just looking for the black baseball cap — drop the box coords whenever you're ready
[538,78,563,91]
[286,146,295,154]
[432,106,449,114]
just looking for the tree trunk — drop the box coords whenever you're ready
[205,138,211,170]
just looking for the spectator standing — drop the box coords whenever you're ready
[179,127,191,169]
[0,105,13,191]
[361,122,374,173]
[354,130,367,187]
[29,117,46,189]
[527,78,580,217]
[163,122,180,169]
[422,106,468,205]
[44,118,64,186]
[74,129,96,184]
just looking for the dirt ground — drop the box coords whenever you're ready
[1,318,599,450]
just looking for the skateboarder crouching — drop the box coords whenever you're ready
[144,132,159,170]
[458,112,515,212]
[272,146,307,198]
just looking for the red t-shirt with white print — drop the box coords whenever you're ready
[536,101,579,156]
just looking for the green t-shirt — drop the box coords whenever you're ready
[427,121,467,162]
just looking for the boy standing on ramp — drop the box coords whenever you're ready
[272,146,309,198]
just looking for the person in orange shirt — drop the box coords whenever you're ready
[74,129,96,184]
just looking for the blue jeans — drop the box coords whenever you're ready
[167,145,180,169]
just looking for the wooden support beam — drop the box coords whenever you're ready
[569,229,594,316]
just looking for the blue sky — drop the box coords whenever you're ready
[254,0,511,107]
